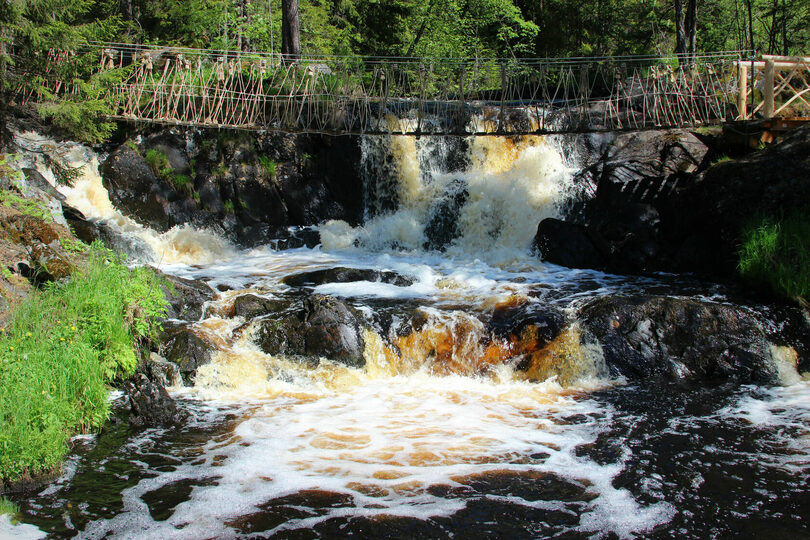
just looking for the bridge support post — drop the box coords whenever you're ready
[738,63,748,120]
[763,58,775,119]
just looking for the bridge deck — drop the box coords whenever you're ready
[12,44,810,136]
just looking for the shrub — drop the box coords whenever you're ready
[0,242,169,484]
[738,210,810,303]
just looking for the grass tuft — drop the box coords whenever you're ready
[738,209,810,303]
[0,242,169,484]
[257,155,276,178]
[0,497,17,516]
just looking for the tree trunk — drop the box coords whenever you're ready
[745,0,755,52]
[119,0,133,21]
[281,0,301,62]
[674,0,687,59]
[685,0,697,64]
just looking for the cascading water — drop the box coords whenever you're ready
[5,126,810,539]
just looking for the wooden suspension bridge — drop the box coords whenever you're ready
[11,43,810,136]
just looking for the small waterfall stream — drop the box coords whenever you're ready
[4,129,810,539]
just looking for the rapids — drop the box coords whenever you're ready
[4,129,810,539]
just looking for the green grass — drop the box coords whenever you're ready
[0,496,17,515]
[738,210,810,303]
[257,155,276,178]
[0,242,168,484]
[144,149,195,197]
[223,200,235,214]
[144,148,173,182]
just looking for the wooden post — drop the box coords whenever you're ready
[738,63,748,120]
[763,58,775,119]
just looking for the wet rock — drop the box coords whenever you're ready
[533,218,604,269]
[97,221,157,262]
[257,293,366,368]
[100,145,177,232]
[162,327,216,383]
[579,295,778,383]
[233,294,289,319]
[123,372,186,428]
[488,299,566,344]
[423,179,469,251]
[62,204,100,245]
[144,352,182,387]
[153,269,215,321]
[282,267,414,288]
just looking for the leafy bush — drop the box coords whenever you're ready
[738,210,810,303]
[0,243,169,484]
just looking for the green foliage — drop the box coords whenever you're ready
[738,210,810,303]
[0,242,169,483]
[144,148,172,179]
[257,155,277,178]
[0,497,17,516]
[124,139,140,153]
[224,199,235,214]
[0,188,53,222]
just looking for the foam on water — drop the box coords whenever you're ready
[333,128,574,265]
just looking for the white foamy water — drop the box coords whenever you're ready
[328,130,574,265]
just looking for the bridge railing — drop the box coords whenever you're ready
[15,43,807,135]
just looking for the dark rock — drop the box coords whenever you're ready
[100,145,178,232]
[233,294,289,319]
[153,269,216,321]
[586,203,662,273]
[488,300,566,344]
[282,267,414,288]
[671,124,810,275]
[144,352,182,387]
[579,295,778,383]
[62,204,100,245]
[533,218,604,269]
[123,372,186,428]
[163,327,216,383]
[303,294,366,367]
[257,293,366,368]
[423,178,469,251]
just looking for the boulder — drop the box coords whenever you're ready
[533,218,604,269]
[123,372,186,428]
[100,145,177,232]
[153,269,216,321]
[579,295,778,383]
[257,293,366,368]
[232,294,289,319]
[162,326,216,383]
[282,267,414,288]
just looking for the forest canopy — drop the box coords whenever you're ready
[4,0,807,60]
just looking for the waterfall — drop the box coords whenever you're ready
[324,126,575,265]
